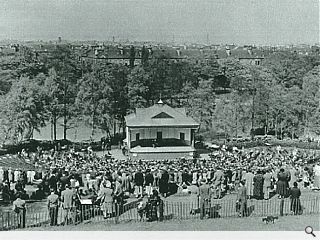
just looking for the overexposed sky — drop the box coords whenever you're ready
[0,0,319,44]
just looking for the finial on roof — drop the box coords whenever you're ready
[157,93,163,104]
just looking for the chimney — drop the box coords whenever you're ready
[248,46,252,55]
[119,47,124,55]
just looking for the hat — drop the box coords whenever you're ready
[105,180,112,188]
[200,178,207,184]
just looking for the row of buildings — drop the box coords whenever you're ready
[1,40,319,67]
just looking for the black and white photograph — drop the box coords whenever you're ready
[0,0,319,235]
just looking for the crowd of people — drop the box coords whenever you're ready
[1,144,320,226]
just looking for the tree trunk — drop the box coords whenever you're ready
[275,116,278,139]
[63,76,67,140]
[53,116,57,141]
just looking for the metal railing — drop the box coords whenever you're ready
[0,196,319,230]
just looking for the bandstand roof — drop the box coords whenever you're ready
[125,102,199,128]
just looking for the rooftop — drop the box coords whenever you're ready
[125,101,199,128]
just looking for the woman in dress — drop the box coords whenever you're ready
[253,170,264,200]
[159,169,169,197]
[244,169,254,199]
[276,168,288,198]
[98,181,114,219]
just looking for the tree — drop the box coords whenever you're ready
[127,66,150,109]
[129,45,135,68]
[182,79,216,130]
[263,51,317,88]
[75,70,113,138]
[44,68,61,140]
[48,45,82,140]
[302,66,320,136]
[0,77,47,143]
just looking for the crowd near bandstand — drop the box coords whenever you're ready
[1,144,320,228]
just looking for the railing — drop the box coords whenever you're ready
[0,197,319,230]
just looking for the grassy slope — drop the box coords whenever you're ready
[21,214,319,231]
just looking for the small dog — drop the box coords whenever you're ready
[190,208,201,215]
[262,216,278,224]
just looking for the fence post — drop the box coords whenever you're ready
[115,204,119,224]
[280,198,284,216]
[7,211,10,229]
[1,212,4,230]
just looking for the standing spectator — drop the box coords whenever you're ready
[98,181,114,219]
[253,170,264,200]
[277,168,288,198]
[302,167,310,188]
[145,169,154,197]
[290,182,302,215]
[236,181,247,217]
[212,167,224,199]
[134,169,144,198]
[198,178,211,219]
[61,184,76,225]
[244,169,254,199]
[263,169,272,200]
[159,169,169,198]
[47,189,59,226]
[12,195,26,228]
[313,164,320,190]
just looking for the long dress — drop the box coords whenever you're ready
[253,174,264,199]
[99,187,114,215]
[290,187,301,215]
[159,171,169,195]
[276,172,288,197]
[244,172,254,197]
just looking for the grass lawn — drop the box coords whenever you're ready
[21,214,319,231]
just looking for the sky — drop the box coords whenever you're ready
[0,0,319,45]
